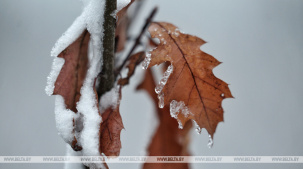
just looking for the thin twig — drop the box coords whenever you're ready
[97,0,117,98]
[116,7,158,75]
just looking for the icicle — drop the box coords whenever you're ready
[158,92,164,108]
[192,120,202,134]
[208,135,214,148]
[142,52,151,69]
[155,64,173,94]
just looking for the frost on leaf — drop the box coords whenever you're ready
[147,22,233,137]
[137,69,191,169]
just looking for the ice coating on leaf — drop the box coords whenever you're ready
[170,100,191,118]
[157,92,165,108]
[208,135,214,148]
[54,95,77,143]
[100,85,120,112]
[155,64,173,94]
[142,51,151,69]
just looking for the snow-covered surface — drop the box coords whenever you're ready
[99,85,121,112]
[45,0,131,168]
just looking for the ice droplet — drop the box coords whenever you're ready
[155,64,173,94]
[178,120,183,129]
[192,119,202,134]
[208,135,214,148]
[158,92,164,108]
[142,52,151,69]
[195,127,202,134]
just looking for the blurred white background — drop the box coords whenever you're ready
[0,0,303,169]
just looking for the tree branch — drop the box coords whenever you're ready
[97,0,117,98]
[116,7,158,75]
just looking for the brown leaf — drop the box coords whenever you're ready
[115,0,135,52]
[53,30,90,150]
[147,22,233,137]
[118,52,145,86]
[137,69,191,169]
[99,88,124,157]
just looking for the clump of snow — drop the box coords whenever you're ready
[54,95,77,143]
[99,85,120,112]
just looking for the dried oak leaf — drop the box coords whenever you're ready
[118,52,144,86]
[99,88,124,157]
[115,0,135,52]
[147,22,233,137]
[53,30,90,150]
[138,69,191,169]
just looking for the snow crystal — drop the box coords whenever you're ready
[142,51,151,69]
[54,95,77,143]
[99,85,120,112]
[155,64,173,94]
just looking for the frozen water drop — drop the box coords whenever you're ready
[195,127,202,134]
[178,121,183,129]
[208,135,214,148]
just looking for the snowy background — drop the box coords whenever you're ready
[0,0,303,169]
